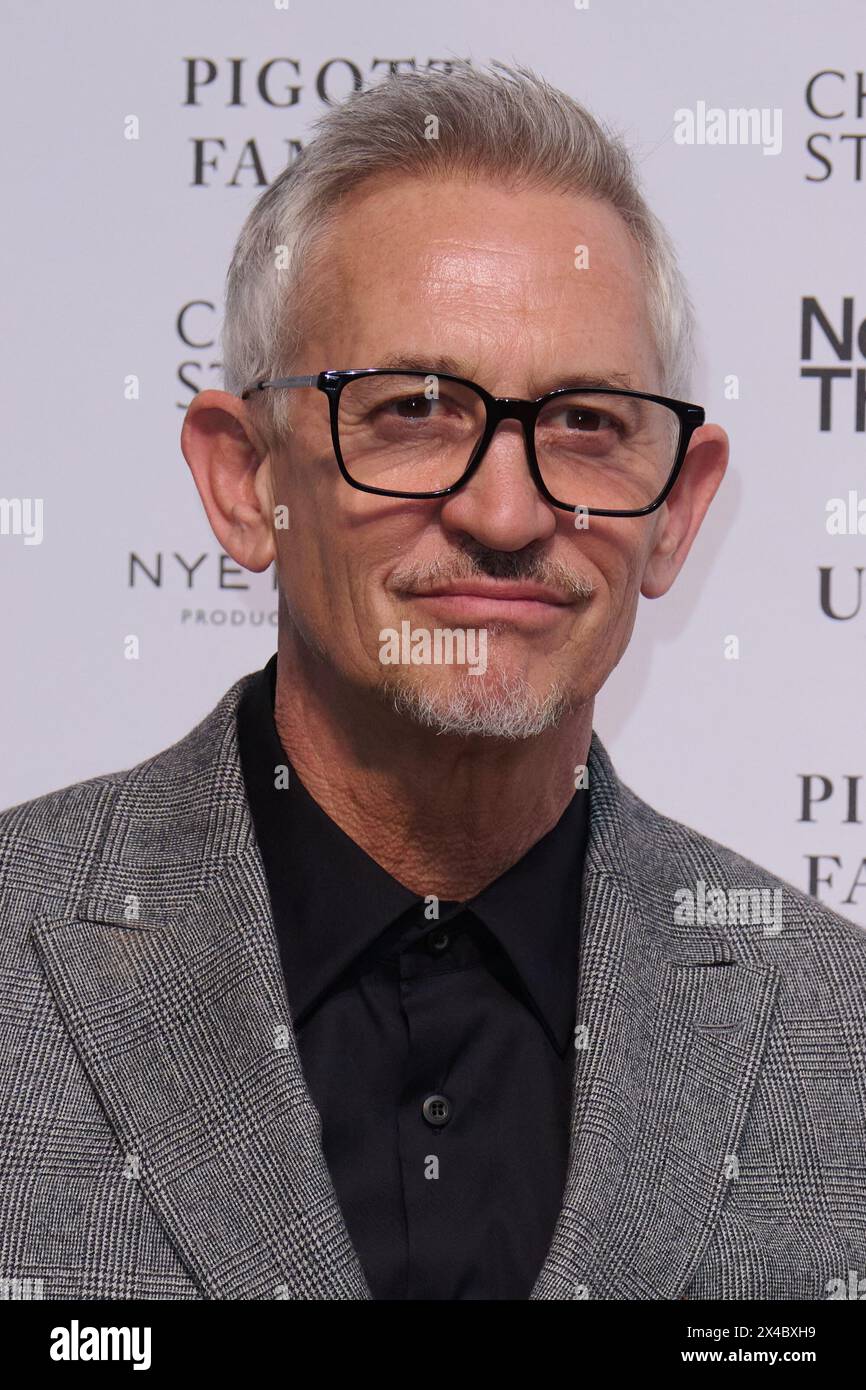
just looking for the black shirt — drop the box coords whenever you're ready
[237,654,589,1300]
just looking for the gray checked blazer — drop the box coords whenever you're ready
[2,671,865,1300]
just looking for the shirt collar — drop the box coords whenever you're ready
[469,786,587,1052]
[237,654,588,1052]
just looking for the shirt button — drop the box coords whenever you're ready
[426,927,450,955]
[422,1093,452,1127]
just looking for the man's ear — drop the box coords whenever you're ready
[641,423,729,599]
[181,390,276,574]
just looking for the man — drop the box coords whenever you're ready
[2,63,865,1302]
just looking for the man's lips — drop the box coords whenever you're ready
[405,581,572,605]
[399,581,575,625]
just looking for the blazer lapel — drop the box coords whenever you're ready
[532,732,780,1300]
[31,678,372,1301]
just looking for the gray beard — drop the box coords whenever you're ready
[381,667,572,740]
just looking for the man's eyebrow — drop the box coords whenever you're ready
[369,354,638,393]
[375,353,469,377]
[548,370,637,392]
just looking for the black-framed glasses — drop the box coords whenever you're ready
[241,368,705,517]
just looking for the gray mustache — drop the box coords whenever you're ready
[391,544,595,602]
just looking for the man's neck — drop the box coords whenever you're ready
[269,638,593,900]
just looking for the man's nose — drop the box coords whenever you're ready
[438,418,557,552]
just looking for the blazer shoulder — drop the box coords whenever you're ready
[0,671,257,935]
[612,775,866,960]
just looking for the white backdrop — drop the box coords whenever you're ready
[2,0,864,923]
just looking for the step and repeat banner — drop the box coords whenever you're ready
[1,0,864,922]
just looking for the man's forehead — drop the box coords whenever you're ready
[305,175,657,385]
[325,174,645,287]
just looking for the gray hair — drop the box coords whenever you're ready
[222,61,697,444]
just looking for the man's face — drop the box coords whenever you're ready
[267,175,680,735]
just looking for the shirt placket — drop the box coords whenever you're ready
[395,907,468,1301]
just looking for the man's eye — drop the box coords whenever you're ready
[390,395,433,418]
[562,408,617,432]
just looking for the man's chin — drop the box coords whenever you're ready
[378,666,572,740]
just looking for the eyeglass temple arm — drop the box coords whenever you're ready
[240,375,317,400]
